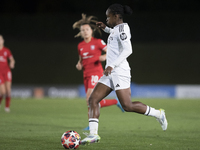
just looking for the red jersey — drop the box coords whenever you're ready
[0,47,12,71]
[78,37,107,77]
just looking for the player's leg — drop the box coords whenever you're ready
[0,83,6,107]
[88,82,112,119]
[116,88,168,130]
[99,97,124,112]
[116,88,147,113]
[88,75,124,111]
[81,82,112,145]
[83,88,93,130]
[4,71,12,112]
[0,72,6,107]
[113,74,167,130]
[5,81,12,112]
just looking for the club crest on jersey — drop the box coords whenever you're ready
[91,45,95,50]
[120,33,127,40]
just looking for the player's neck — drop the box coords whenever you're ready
[0,45,3,50]
[84,37,92,43]
[115,20,123,26]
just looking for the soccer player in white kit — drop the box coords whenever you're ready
[81,3,168,145]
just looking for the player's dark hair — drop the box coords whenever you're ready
[108,4,132,19]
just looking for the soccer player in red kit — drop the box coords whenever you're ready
[0,35,15,112]
[73,14,124,130]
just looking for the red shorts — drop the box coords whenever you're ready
[84,74,102,93]
[0,70,12,84]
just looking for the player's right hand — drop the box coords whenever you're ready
[76,62,82,70]
[104,66,113,76]
[96,22,106,29]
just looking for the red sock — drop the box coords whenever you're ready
[99,99,118,108]
[5,97,11,108]
[0,96,3,105]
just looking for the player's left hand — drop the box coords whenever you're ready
[104,66,113,76]
[10,62,15,69]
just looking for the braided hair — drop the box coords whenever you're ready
[108,4,133,19]
[72,13,101,38]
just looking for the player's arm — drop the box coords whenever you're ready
[76,55,82,70]
[109,28,132,69]
[96,22,113,33]
[9,56,15,69]
[99,47,107,62]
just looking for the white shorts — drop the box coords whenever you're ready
[98,74,131,91]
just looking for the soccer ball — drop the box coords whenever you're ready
[61,130,81,149]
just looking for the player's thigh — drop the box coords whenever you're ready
[5,70,12,82]
[116,88,132,107]
[89,82,112,104]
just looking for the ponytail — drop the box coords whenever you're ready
[108,3,133,17]
[123,5,133,15]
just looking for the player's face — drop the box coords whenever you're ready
[106,9,116,27]
[80,24,93,39]
[0,36,4,47]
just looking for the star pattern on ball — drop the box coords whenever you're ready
[64,137,71,146]
[70,131,76,137]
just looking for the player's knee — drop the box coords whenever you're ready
[121,102,132,112]
[88,96,99,107]
[0,91,6,96]
[88,96,98,107]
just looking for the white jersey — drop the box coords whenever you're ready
[104,23,132,77]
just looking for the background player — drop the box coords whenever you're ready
[0,35,15,112]
[81,4,168,144]
[73,14,124,130]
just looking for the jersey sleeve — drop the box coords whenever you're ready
[7,48,13,58]
[97,39,107,50]
[109,25,132,69]
[104,26,114,34]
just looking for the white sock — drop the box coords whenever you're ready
[89,118,99,135]
[144,106,160,118]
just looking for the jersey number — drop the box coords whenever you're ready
[91,75,99,86]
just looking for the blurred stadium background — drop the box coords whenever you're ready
[1,0,200,99]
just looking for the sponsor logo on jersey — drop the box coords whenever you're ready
[120,33,127,40]
[82,52,93,59]
[80,48,83,51]
[91,45,95,50]
[83,52,88,56]
[0,56,6,62]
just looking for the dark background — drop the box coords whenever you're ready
[0,0,200,85]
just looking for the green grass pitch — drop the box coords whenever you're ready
[0,98,200,150]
